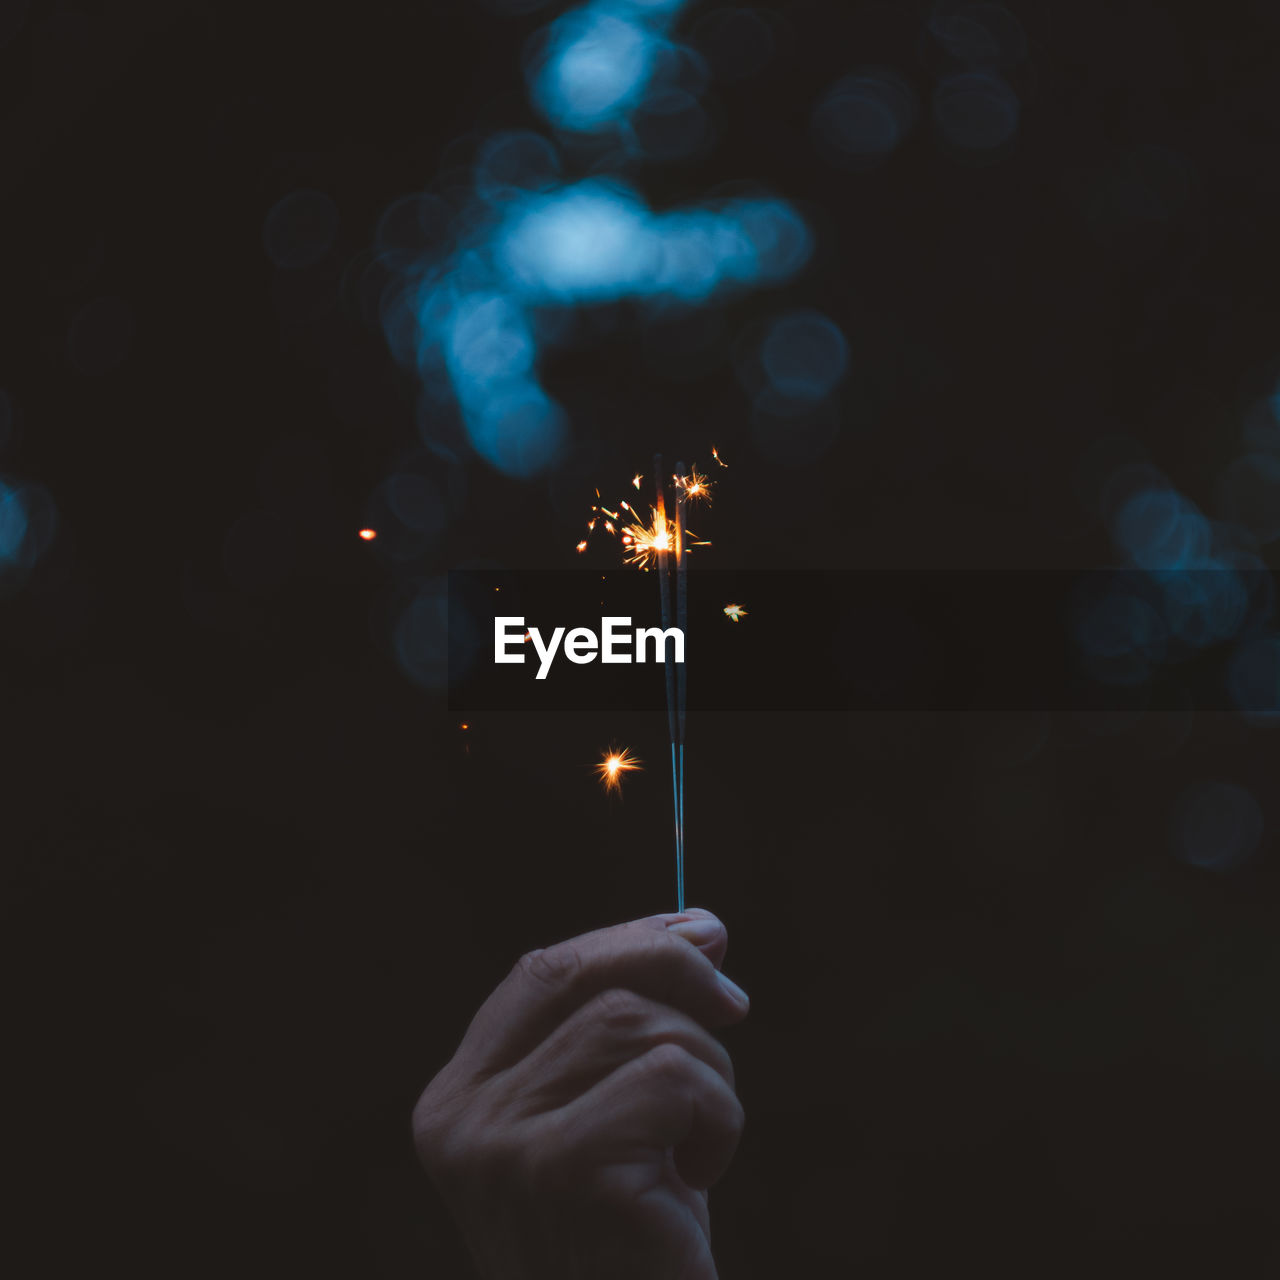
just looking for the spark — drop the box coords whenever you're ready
[711,446,728,468]
[723,602,748,622]
[632,474,642,489]
[620,506,675,570]
[604,521,616,535]
[596,746,642,794]
[587,518,597,531]
[676,467,713,504]
[358,528,378,541]
[576,540,589,553]
[459,722,469,730]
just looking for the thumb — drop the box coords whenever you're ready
[656,907,728,971]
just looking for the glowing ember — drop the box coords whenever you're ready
[676,466,712,504]
[358,528,378,541]
[576,540,588,553]
[723,602,748,622]
[711,446,727,467]
[596,746,642,794]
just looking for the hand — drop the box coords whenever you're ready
[411,907,750,1280]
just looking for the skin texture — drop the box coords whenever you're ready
[412,907,749,1280]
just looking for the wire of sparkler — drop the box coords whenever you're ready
[674,461,689,914]
[654,453,682,912]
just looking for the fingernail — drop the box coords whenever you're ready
[667,918,722,947]
[716,970,749,1007]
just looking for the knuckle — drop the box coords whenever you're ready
[713,1040,737,1092]
[642,1040,694,1080]
[517,942,582,990]
[591,985,649,1032]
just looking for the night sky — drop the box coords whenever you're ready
[5,1,1280,1275]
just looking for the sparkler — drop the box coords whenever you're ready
[673,459,689,915]
[653,453,682,909]
[578,447,720,912]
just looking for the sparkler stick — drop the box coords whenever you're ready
[674,461,689,915]
[654,453,683,911]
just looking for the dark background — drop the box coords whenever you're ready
[4,0,1280,1274]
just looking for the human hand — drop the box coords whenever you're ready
[412,908,750,1279]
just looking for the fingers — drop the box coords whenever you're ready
[656,907,729,972]
[545,1043,746,1193]
[461,911,748,1077]
[511,986,736,1115]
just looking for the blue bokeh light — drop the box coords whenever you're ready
[496,183,656,299]
[527,7,663,133]
[928,3,1028,68]
[1227,634,1280,724]
[1073,585,1167,685]
[0,476,27,567]
[1109,486,1209,571]
[467,385,570,478]
[812,70,917,168]
[933,71,1019,152]
[760,310,849,401]
[1171,781,1263,872]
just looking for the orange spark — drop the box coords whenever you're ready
[576,540,589,553]
[676,467,713,504]
[723,602,748,622]
[596,746,642,794]
[632,474,642,489]
[358,528,377,541]
[621,507,675,570]
[712,446,728,468]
